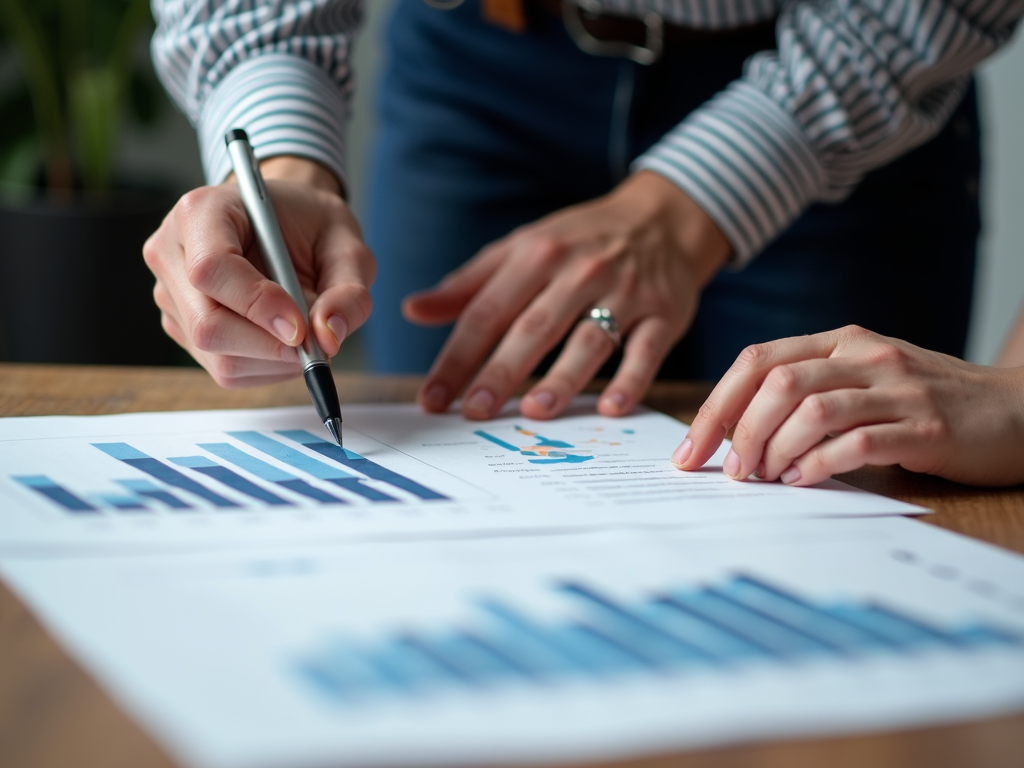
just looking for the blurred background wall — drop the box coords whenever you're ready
[118,0,1024,368]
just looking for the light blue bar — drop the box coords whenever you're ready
[297,641,395,700]
[556,624,653,672]
[558,582,712,667]
[713,579,862,653]
[478,600,588,675]
[827,604,958,649]
[227,431,354,480]
[640,601,766,662]
[116,480,193,510]
[93,442,148,461]
[169,455,219,469]
[14,475,99,513]
[433,631,531,681]
[369,636,467,689]
[666,590,833,658]
[199,443,294,482]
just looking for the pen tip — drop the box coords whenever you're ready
[325,418,343,448]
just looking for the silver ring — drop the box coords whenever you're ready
[585,307,622,348]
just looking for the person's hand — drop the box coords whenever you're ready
[674,325,1024,487]
[403,171,731,420]
[144,157,375,388]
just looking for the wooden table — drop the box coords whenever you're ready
[1,363,1022,768]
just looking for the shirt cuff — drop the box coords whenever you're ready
[198,53,349,190]
[632,81,825,266]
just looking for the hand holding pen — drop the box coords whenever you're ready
[143,140,375,406]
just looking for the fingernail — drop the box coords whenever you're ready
[529,391,556,411]
[272,316,297,344]
[723,448,741,479]
[465,388,495,415]
[754,461,765,479]
[281,345,299,363]
[781,466,802,485]
[671,438,693,467]
[422,382,449,411]
[601,392,627,414]
[327,314,348,346]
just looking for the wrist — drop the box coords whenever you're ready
[225,155,344,197]
[616,170,731,287]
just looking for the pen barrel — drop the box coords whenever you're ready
[226,138,328,365]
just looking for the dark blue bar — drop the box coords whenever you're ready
[432,631,534,681]
[367,635,471,689]
[478,599,589,675]
[277,478,348,504]
[704,587,849,655]
[724,575,897,651]
[93,444,241,508]
[327,477,401,503]
[116,480,193,510]
[13,475,99,513]
[99,494,148,511]
[558,582,716,666]
[661,590,832,659]
[277,430,449,501]
[641,600,767,662]
[169,456,293,506]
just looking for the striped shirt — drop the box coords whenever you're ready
[152,0,1023,265]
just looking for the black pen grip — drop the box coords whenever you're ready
[303,363,342,424]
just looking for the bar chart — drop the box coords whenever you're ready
[12,429,450,514]
[296,571,1024,702]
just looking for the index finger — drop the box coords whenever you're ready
[677,331,842,470]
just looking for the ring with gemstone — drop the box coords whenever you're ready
[585,307,622,348]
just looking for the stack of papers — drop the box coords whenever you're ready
[1,401,1021,768]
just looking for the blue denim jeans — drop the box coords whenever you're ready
[363,0,980,378]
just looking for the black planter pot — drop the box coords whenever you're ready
[0,188,186,365]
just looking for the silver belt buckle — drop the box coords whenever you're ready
[562,0,664,65]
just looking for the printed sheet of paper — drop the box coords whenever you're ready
[0,400,924,552]
[2,517,1021,768]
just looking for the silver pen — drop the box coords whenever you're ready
[225,129,343,446]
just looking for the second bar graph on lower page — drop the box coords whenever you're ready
[1,517,1021,768]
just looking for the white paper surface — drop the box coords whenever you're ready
[2,517,1021,768]
[0,399,924,552]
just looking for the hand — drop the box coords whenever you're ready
[674,325,1024,487]
[144,157,375,388]
[403,171,731,420]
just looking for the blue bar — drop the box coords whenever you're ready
[97,493,149,511]
[277,430,449,501]
[199,443,348,505]
[721,575,898,652]
[227,432,355,480]
[169,456,293,506]
[556,623,655,672]
[558,582,715,667]
[704,586,850,655]
[116,479,193,510]
[827,603,963,649]
[478,599,590,675]
[662,590,835,659]
[640,600,767,662]
[952,623,1024,647]
[431,631,533,681]
[297,641,395,700]
[13,475,99,513]
[367,635,470,690]
[93,443,241,508]
[475,430,521,452]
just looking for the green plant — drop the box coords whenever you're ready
[0,0,160,196]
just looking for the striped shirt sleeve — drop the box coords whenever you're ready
[634,0,1024,265]
[151,0,362,188]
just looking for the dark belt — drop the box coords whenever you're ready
[538,0,777,64]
